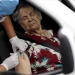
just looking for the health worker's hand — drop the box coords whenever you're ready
[9,36,28,52]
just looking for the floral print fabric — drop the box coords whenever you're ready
[24,30,62,74]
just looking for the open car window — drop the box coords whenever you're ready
[0,0,62,75]
[12,1,62,74]
[0,0,75,75]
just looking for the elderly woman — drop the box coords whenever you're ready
[13,1,62,75]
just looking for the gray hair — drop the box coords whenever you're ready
[12,1,41,23]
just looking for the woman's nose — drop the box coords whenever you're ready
[28,16,33,22]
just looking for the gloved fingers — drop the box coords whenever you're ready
[14,58,19,64]
[18,45,26,52]
[13,52,18,56]
[9,36,28,52]
[13,47,17,53]
[14,60,19,67]
[16,58,19,63]
[14,52,21,59]
[10,52,17,56]
[12,53,19,66]
[10,53,18,61]
[10,53,14,56]
[24,41,28,49]
[10,51,20,56]
[20,40,28,50]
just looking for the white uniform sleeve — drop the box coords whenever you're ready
[0,16,6,22]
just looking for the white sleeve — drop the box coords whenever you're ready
[0,16,6,22]
[48,30,53,36]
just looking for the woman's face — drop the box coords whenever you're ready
[19,6,42,32]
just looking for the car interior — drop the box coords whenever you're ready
[0,0,74,75]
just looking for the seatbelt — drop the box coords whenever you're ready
[16,31,60,52]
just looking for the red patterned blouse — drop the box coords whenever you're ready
[24,30,62,75]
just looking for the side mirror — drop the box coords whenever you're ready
[58,27,75,74]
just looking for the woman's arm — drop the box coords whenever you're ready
[15,52,32,75]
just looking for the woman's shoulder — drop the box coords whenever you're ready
[43,29,53,36]
[47,29,53,36]
[47,29,58,38]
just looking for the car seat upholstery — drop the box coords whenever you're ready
[0,31,13,61]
